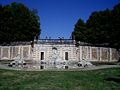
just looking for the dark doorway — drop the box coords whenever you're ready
[41,52,44,60]
[65,66,68,69]
[40,66,44,69]
[65,52,68,60]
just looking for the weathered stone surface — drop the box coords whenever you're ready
[0,47,1,59]
[92,48,98,60]
[23,47,29,59]
[12,47,19,59]
[101,48,108,61]
[0,44,118,63]
[112,49,118,60]
[82,47,88,60]
[2,47,9,59]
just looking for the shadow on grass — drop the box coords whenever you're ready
[105,77,120,83]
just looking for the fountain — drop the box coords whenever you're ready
[8,54,26,67]
[39,47,93,70]
[7,46,93,70]
[39,47,67,69]
[77,58,93,67]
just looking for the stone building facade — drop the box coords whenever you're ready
[0,39,118,63]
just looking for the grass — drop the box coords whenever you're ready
[0,68,120,90]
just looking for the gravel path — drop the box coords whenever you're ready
[0,64,120,71]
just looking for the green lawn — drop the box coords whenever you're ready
[0,68,120,90]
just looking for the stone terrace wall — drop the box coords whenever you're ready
[0,45,32,60]
[78,46,118,62]
[0,45,119,62]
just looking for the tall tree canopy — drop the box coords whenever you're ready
[0,2,40,44]
[72,3,120,49]
[72,19,87,41]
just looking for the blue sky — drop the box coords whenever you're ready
[0,0,120,39]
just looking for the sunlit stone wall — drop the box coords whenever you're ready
[91,47,98,61]
[32,44,77,61]
[82,46,89,60]
[101,48,109,61]
[23,46,30,59]
[12,46,19,59]
[0,46,1,60]
[112,48,118,61]
[0,44,119,62]
[2,47,9,59]
[0,45,31,60]
[78,46,118,62]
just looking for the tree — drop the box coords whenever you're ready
[110,3,120,49]
[0,2,40,44]
[86,9,112,44]
[72,19,87,42]
[72,3,120,49]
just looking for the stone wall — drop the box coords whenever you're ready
[32,44,77,61]
[0,45,31,60]
[0,44,119,62]
[78,46,118,62]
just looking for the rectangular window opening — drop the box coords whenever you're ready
[41,52,44,60]
[40,66,44,69]
[65,52,68,60]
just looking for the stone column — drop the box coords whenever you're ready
[99,47,102,61]
[97,47,99,61]
[86,46,89,60]
[10,46,12,60]
[1,47,3,60]
[8,47,10,60]
[20,46,23,59]
[79,46,82,60]
[109,48,111,62]
[89,46,92,61]
[0,46,1,60]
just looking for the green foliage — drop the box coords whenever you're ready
[86,9,112,44]
[0,2,40,44]
[72,19,87,42]
[72,3,120,49]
